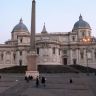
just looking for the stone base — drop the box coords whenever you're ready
[27,51,38,71]
[25,71,39,79]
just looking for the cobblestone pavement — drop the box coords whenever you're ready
[0,73,96,96]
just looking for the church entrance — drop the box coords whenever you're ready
[63,58,67,65]
[73,59,77,65]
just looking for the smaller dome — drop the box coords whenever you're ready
[12,18,28,32]
[73,15,91,30]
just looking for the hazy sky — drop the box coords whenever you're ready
[0,0,96,43]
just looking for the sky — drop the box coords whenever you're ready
[0,0,96,43]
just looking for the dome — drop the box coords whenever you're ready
[73,15,91,30]
[12,18,29,32]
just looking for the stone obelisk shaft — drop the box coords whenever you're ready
[30,0,35,50]
[26,0,39,79]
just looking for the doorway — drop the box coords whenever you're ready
[63,58,67,65]
[19,60,22,66]
[73,59,77,65]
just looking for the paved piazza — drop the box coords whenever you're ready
[0,73,96,96]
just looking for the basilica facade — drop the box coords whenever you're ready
[0,15,96,69]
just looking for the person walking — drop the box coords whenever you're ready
[36,76,39,88]
[69,78,73,84]
[41,77,46,87]
[25,76,29,83]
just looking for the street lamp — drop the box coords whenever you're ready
[82,36,92,76]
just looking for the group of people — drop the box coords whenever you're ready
[25,75,33,82]
[36,76,46,88]
[24,75,46,88]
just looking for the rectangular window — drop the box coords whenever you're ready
[63,50,67,54]
[20,39,22,43]
[72,36,75,41]
[82,32,85,37]
[37,48,39,54]
[53,47,55,54]
[17,35,18,39]
[80,52,84,59]
[20,51,22,56]
[1,53,3,60]
[13,53,16,60]
[94,52,96,59]
[59,49,60,55]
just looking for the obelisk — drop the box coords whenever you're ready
[26,0,39,79]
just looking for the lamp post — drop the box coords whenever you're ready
[82,36,92,76]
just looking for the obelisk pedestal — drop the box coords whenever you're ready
[26,51,39,79]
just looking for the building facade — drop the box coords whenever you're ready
[0,15,96,69]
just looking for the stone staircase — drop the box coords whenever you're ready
[38,65,80,73]
[0,65,96,73]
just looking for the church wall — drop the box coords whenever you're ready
[16,50,20,66]
[16,49,27,66]
[17,36,30,45]
[69,48,86,65]
[76,29,91,41]
[0,48,17,69]
[49,34,69,43]
[81,47,96,69]
[1,23,96,69]
[69,34,78,43]
[12,32,19,40]
[37,46,61,65]
[50,35,58,41]
[77,47,96,68]
[12,31,29,41]
[1,32,96,69]
[92,48,95,63]
[36,36,42,41]
[70,49,74,65]
[22,50,27,65]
